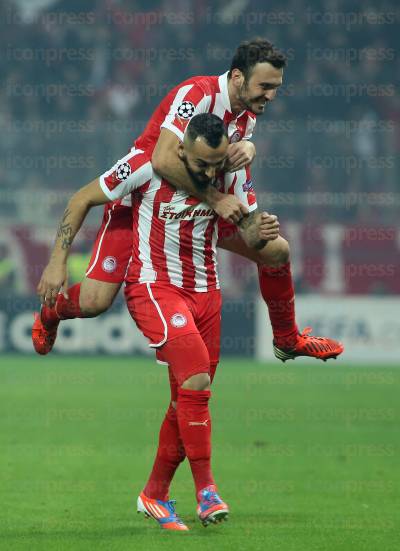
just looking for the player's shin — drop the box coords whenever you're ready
[143,403,185,500]
[258,262,298,349]
[176,386,215,498]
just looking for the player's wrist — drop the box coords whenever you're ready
[204,187,224,208]
[49,252,68,266]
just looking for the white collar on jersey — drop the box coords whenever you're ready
[218,71,246,118]
[218,71,232,113]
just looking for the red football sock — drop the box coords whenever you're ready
[143,403,186,500]
[258,262,298,348]
[41,283,83,328]
[176,387,214,498]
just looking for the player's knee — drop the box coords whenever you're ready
[181,372,210,391]
[260,236,290,267]
[79,291,113,316]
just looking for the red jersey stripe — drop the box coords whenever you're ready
[179,219,196,290]
[204,218,217,289]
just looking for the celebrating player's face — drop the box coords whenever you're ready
[237,62,283,115]
[179,136,228,190]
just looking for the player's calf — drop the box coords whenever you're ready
[78,278,120,316]
[258,235,290,268]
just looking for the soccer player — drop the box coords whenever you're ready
[33,38,343,362]
[37,113,279,529]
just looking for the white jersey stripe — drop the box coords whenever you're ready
[163,191,184,288]
[192,216,208,292]
[244,116,256,140]
[227,119,239,138]
[190,94,212,124]
[137,175,162,283]
[212,223,220,289]
[212,93,225,118]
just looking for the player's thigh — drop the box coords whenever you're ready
[79,278,121,315]
[125,282,196,346]
[218,231,289,266]
[196,290,222,367]
[217,231,261,263]
[85,204,133,285]
[125,283,210,385]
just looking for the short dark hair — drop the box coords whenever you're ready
[229,38,287,80]
[185,113,228,148]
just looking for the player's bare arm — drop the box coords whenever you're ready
[37,178,109,307]
[152,128,250,224]
[238,209,280,250]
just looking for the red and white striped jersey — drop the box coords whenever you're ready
[99,149,258,292]
[135,72,257,153]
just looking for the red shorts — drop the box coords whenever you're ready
[124,282,222,383]
[85,203,133,283]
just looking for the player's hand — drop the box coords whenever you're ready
[213,194,249,224]
[37,262,68,307]
[259,212,280,241]
[226,141,256,172]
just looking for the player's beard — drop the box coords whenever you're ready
[181,155,215,191]
[238,82,267,116]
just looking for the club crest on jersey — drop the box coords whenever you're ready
[171,313,187,328]
[159,202,215,221]
[116,162,131,181]
[102,256,117,273]
[230,131,241,143]
[177,101,195,120]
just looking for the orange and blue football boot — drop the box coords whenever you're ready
[197,485,229,526]
[32,311,60,355]
[137,492,188,531]
[274,326,344,363]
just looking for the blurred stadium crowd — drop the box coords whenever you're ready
[0,0,399,297]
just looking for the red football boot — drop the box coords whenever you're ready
[197,485,229,527]
[32,312,60,355]
[274,327,344,363]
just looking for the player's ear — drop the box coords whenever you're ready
[230,68,245,88]
[177,142,185,160]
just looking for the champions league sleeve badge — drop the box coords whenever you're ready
[177,101,195,120]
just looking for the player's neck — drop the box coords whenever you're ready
[227,78,244,114]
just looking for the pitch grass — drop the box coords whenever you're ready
[0,356,399,551]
